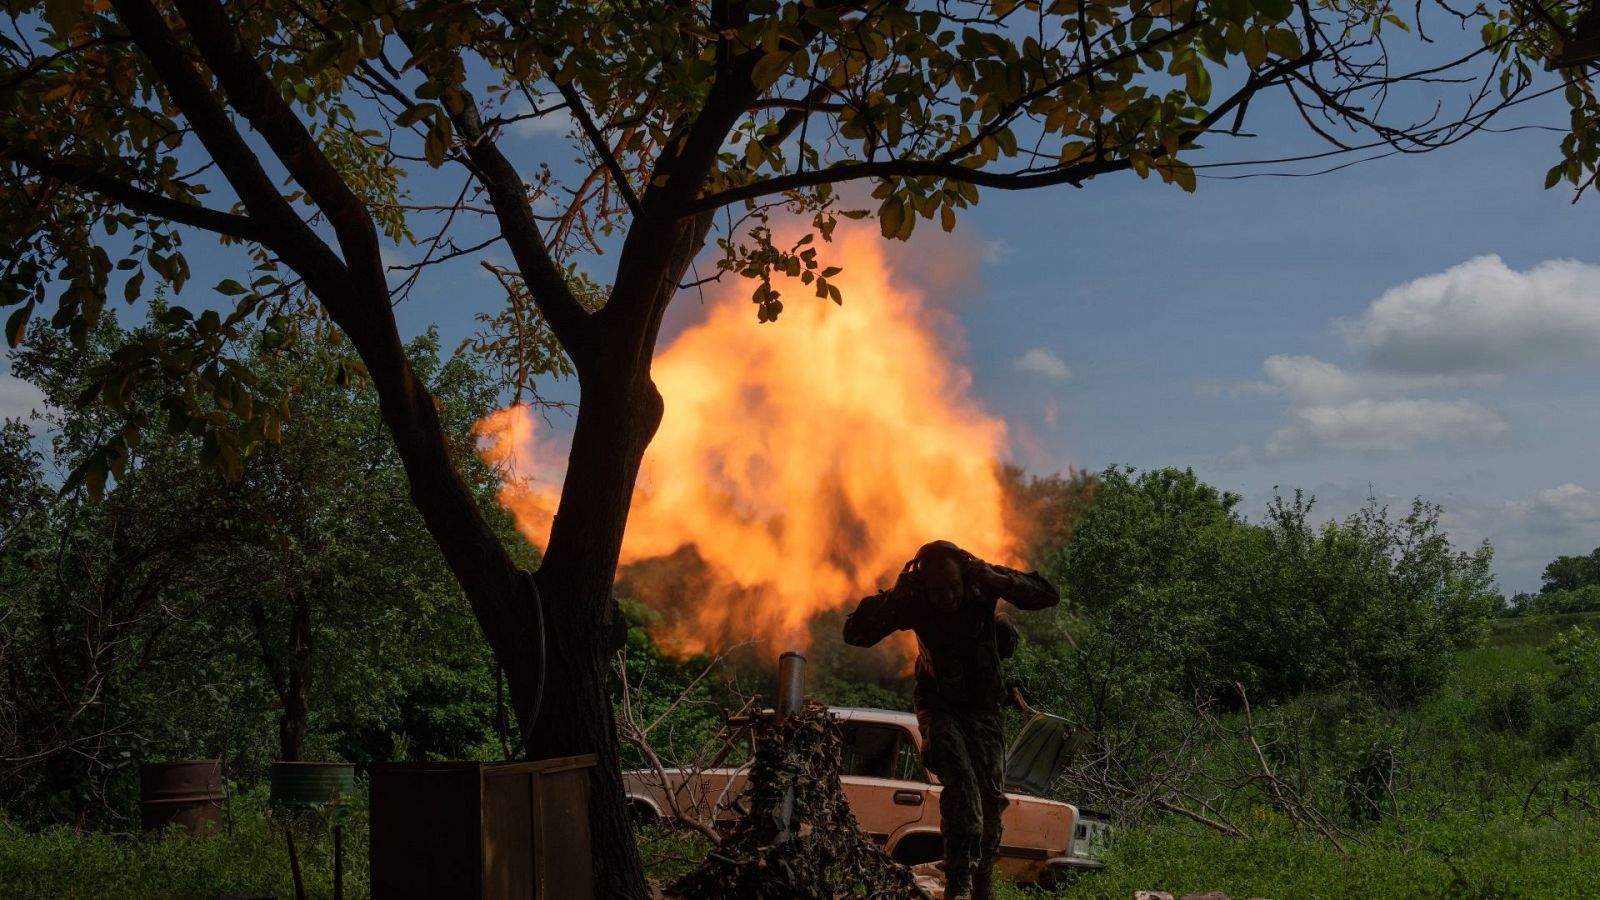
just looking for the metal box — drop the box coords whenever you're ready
[370,755,596,900]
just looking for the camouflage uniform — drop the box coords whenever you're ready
[842,542,1059,899]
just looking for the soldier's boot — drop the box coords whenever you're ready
[943,865,974,900]
[970,861,996,900]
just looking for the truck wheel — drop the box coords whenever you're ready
[891,833,943,867]
[629,800,660,826]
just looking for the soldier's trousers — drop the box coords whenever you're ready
[917,704,1008,875]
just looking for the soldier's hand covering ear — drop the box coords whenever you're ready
[994,612,1020,659]
[974,563,1011,598]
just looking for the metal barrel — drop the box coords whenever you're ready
[776,651,806,721]
[140,759,224,835]
[270,761,356,807]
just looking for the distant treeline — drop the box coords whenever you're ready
[1497,547,1600,617]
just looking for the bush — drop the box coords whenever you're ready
[1542,626,1600,755]
[1044,468,1496,719]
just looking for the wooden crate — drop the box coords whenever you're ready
[370,756,596,900]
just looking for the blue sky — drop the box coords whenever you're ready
[3,34,1598,594]
[952,92,1600,593]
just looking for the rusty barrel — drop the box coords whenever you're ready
[270,761,356,807]
[140,759,224,835]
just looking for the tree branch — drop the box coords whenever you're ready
[557,81,642,217]
[693,50,1319,213]
[395,33,594,356]
[106,0,348,297]
[171,0,384,293]
[1,145,269,244]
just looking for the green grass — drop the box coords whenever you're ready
[642,814,1600,899]
[638,824,714,882]
[1487,612,1600,649]
[1000,815,1600,900]
[0,787,364,900]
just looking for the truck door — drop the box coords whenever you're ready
[837,721,930,845]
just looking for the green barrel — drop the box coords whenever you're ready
[270,761,355,806]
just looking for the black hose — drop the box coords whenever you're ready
[509,569,545,760]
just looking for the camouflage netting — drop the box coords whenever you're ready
[667,704,932,900]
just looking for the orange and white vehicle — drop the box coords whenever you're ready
[622,706,1110,883]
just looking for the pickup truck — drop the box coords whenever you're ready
[623,706,1109,883]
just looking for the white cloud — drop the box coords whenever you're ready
[1254,354,1497,405]
[1217,355,1509,457]
[1442,486,1600,591]
[1345,255,1600,374]
[507,101,573,140]
[1216,444,1255,468]
[980,240,1015,266]
[0,359,45,423]
[1267,397,1508,456]
[1011,347,1073,381]
[1505,483,1600,538]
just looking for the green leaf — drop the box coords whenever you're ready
[1244,27,1268,69]
[1265,28,1301,59]
[124,270,144,303]
[1252,0,1294,23]
[395,104,434,128]
[424,116,452,167]
[752,51,792,89]
[878,198,904,239]
[1186,62,1212,105]
[5,302,33,347]
[215,278,248,296]
[85,454,107,503]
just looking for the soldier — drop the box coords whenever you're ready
[842,540,1060,900]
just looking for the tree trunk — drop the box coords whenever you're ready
[278,594,313,763]
[498,365,663,899]
[251,593,314,763]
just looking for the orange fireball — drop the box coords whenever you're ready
[478,226,1025,659]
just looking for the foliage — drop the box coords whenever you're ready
[0,315,517,825]
[638,824,716,883]
[1541,546,1600,594]
[1035,467,1496,724]
[1512,584,1600,617]
[1540,626,1600,757]
[999,464,1097,571]
[612,598,740,772]
[0,785,368,900]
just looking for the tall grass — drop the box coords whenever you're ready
[0,786,364,900]
[1025,815,1600,900]
[1487,612,1600,649]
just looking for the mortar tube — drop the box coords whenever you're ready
[776,651,806,721]
[775,651,805,841]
